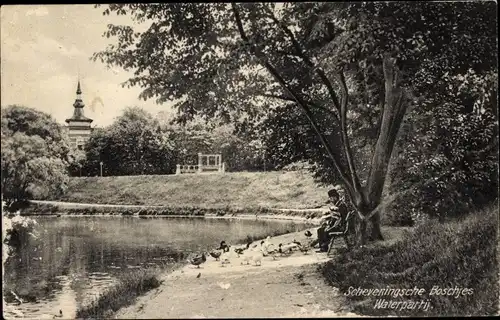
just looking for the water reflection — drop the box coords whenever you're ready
[3,216,308,319]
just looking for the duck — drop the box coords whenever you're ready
[240,246,264,266]
[262,243,279,260]
[304,230,313,238]
[234,247,245,256]
[259,240,266,254]
[220,251,231,267]
[261,237,273,255]
[209,250,222,261]
[188,253,207,268]
[278,243,285,255]
[283,242,300,252]
[251,248,264,266]
[234,242,252,256]
[240,251,252,265]
[299,243,311,255]
[278,243,298,255]
[218,241,230,253]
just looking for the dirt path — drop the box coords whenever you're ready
[114,230,362,319]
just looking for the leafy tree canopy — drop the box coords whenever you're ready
[82,106,176,176]
[1,105,70,210]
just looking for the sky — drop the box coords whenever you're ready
[1,5,175,127]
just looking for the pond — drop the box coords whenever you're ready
[2,215,310,319]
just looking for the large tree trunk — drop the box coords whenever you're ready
[354,209,384,246]
[368,212,384,241]
[356,217,367,246]
[365,55,408,205]
[351,55,407,247]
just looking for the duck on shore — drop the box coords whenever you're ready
[209,250,222,261]
[188,253,207,268]
[299,243,311,255]
[292,239,302,246]
[233,241,252,256]
[234,247,243,255]
[218,241,230,253]
[261,236,273,255]
[262,242,280,260]
[278,242,299,255]
[240,245,264,266]
[285,242,300,251]
[220,251,231,266]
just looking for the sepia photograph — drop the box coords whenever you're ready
[1,2,498,318]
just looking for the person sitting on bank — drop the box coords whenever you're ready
[310,213,334,252]
[325,188,349,234]
[311,188,350,252]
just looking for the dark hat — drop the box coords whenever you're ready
[328,189,340,198]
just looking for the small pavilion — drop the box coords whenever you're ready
[176,153,225,174]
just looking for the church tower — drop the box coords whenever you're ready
[65,80,93,150]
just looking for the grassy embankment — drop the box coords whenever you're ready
[28,171,331,217]
[321,204,499,317]
[76,267,165,319]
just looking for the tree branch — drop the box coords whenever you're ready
[260,93,342,124]
[231,3,356,198]
[263,5,365,201]
[334,70,362,194]
[260,93,294,102]
[265,7,342,113]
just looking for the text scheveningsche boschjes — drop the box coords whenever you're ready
[343,286,474,312]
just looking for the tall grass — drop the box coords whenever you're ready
[320,205,498,317]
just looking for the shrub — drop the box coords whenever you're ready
[321,205,498,317]
[3,213,40,256]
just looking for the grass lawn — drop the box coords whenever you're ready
[49,171,330,209]
[320,204,498,317]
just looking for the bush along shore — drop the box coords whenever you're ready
[320,205,499,317]
[21,201,326,220]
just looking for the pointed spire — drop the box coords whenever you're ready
[76,80,82,95]
[66,78,93,124]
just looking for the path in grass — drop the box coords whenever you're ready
[113,229,362,319]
